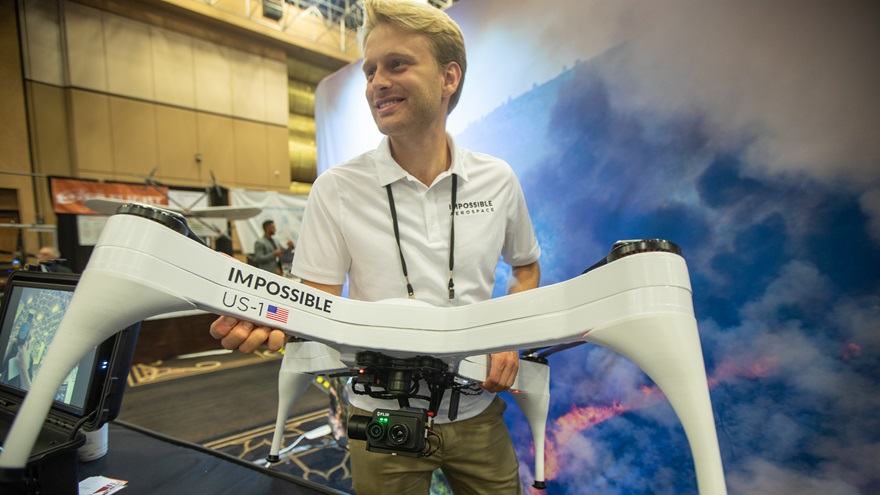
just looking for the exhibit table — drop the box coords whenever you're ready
[78,421,344,495]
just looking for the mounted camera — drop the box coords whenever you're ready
[336,351,485,457]
[348,407,429,457]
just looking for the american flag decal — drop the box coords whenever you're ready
[266,305,289,324]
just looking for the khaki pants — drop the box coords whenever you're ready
[348,397,524,495]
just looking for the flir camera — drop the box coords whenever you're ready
[348,407,428,457]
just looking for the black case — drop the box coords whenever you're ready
[0,408,86,494]
[0,270,140,494]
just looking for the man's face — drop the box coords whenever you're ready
[37,248,54,262]
[266,223,276,236]
[362,24,449,137]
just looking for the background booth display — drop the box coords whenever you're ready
[231,189,308,259]
[315,1,880,493]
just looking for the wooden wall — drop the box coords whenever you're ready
[2,0,349,262]
[22,0,291,189]
[0,0,41,262]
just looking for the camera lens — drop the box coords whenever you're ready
[387,370,412,396]
[367,422,385,441]
[347,415,372,441]
[388,423,411,446]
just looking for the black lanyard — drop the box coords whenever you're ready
[386,174,457,299]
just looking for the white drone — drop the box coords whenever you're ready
[0,204,728,494]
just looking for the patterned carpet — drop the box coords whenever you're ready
[120,349,354,494]
[126,348,282,387]
[206,407,352,492]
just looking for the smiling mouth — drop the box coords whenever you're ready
[377,98,403,109]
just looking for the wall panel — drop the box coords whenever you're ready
[196,113,236,185]
[193,38,232,115]
[104,13,154,101]
[156,105,199,182]
[109,96,158,179]
[20,0,64,86]
[267,125,291,187]
[233,120,268,186]
[265,58,289,126]
[151,28,196,108]
[26,82,71,175]
[1,2,31,175]
[69,89,112,174]
[230,49,266,122]
[64,2,107,91]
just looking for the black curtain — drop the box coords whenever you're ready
[210,185,233,256]
[55,214,89,274]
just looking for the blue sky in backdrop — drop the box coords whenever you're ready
[316,2,880,493]
[461,50,879,495]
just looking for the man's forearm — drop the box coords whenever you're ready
[302,279,344,296]
[483,261,539,392]
[508,261,540,294]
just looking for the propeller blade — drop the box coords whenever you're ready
[83,198,164,215]
[186,205,262,220]
[84,198,260,220]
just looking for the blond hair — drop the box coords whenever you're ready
[360,0,467,114]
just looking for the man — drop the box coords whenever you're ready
[211,1,540,493]
[37,246,73,273]
[252,219,294,274]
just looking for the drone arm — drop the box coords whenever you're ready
[0,269,195,468]
[459,356,550,488]
[268,341,346,461]
[584,312,726,495]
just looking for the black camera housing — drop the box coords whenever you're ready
[348,408,428,457]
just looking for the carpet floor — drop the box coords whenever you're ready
[117,349,354,494]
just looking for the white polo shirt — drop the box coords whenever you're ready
[292,134,541,421]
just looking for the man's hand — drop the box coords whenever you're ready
[481,351,520,393]
[209,316,286,354]
[477,261,537,392]
[208,281,340,355]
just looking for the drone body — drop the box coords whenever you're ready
[0,205,727,494]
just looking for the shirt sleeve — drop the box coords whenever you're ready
[291,172,351,285]
[501,167,541,267]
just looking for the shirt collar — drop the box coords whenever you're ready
[374,134,470,187]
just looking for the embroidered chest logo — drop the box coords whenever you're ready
[450,199,495,216]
